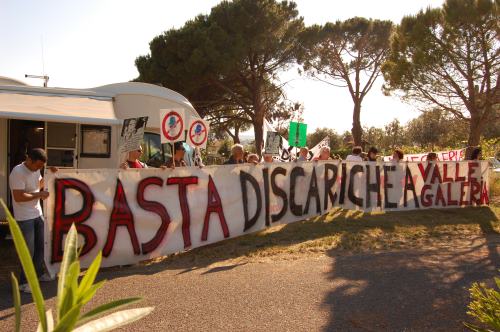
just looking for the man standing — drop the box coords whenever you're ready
[9,148,56,292]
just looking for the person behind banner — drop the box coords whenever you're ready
[469,147,482,160]
[296,147,309,161]
[120,145,148,169]
[427,152,438,162]
[9,148,58,293]
[247,153,260,165]
[367,147,379,161]
[262,153,274,163]
[346,146,363,162]
[314,146,332,161]
[193,147,205,168]
[392,148,404,162]
[224,144,245,165]
[166,141,187,168]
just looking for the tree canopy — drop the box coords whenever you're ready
[135,0,305,154]
[299,17,393,146]
[382,0,499,147]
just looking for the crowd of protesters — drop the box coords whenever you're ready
[221,143,484,165]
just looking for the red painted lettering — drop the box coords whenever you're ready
[137,177,171,255]
[459,182,469,206]
[52,178,96,263]
[467,162,479,183]
[430,165,443,184]
[421,185,433,207]
[442,164,453,183]
[447,183,458,206]
[167,176,198,248]
[435,185,446,207]
[470,181,481,205]
[103,179,140,257]
[202,175,230,241]
[455,163,466,182]
[481,182,489,205]
[417,163,433,182]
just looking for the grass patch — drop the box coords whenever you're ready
[155,204,500,268]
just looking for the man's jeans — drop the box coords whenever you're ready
[18,216,45,284]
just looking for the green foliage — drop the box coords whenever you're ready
[0,199,153,332]
[465,275,500,331]
[382,119,409,150]
[405,108,468,148]
[307,127,341,151]
[217,138,233,158]
[481,138,500,159]
[382,0,499,146]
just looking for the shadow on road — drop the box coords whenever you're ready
[321,207,500,331]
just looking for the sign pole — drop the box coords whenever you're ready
[295,124,300,162]
[172,143,176,168]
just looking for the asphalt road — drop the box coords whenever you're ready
[1,235,499,331]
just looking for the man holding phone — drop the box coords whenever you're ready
[9,148,57,293]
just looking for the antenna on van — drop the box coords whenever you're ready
[24,35,49,87]
[25,74,49,87]
[41,35,46,78]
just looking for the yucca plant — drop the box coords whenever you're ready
[1,199,154,332]
[464,275,500,332]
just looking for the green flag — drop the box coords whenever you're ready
[289,122,307,147]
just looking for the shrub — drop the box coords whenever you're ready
[464,275,500,331]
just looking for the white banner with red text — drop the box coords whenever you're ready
[43,160,489,274]
[383,148,466,162]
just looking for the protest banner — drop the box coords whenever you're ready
[119,117,148,153]
[275,135,329,161]
[289,122,307,147]
[265,131,282,155]
[44,160,489,274]
[308,137,330,160]
[187,118,209,149]
[383,148,466,162]
[160,109,186,143]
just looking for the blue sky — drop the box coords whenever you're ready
[0,0,444,133]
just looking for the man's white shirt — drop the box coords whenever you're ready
[9,163,43,221]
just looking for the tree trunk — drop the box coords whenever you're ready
[467,122,481,147]
[465,113,483,159]
[225,128,240,144]
[253,114,264,157]
[234,126,240,144]
[351,100,362,146]
[467,114,482,147]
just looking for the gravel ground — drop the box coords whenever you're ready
[1,234,499,331]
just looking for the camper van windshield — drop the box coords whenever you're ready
[142,132,172,167]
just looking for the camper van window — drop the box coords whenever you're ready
[80,125,111,158]
[46,122,77,168]
[47,122,76,148]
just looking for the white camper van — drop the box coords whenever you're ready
[0,76,201,220]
